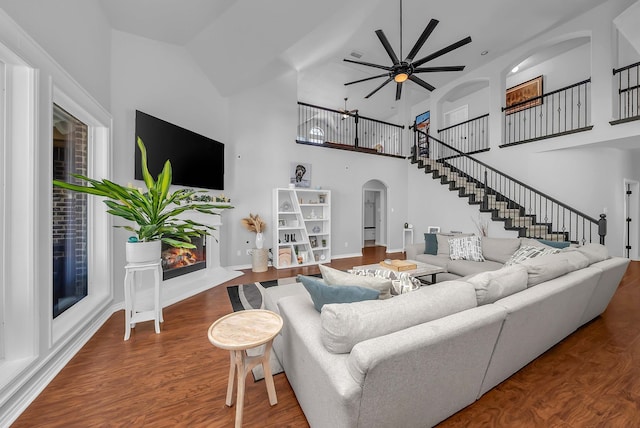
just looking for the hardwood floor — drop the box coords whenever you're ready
[12,250,640,427]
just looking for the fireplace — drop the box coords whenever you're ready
[161,236,206,280]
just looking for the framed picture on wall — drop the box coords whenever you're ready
[505,75,543,114]
[290,162,311,188]
[427,226,440,233]
[415,111,430,155]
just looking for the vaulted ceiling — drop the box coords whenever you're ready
[99,0,606,119]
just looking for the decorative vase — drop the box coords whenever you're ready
[255,232,264,249]
[126,240,162,264]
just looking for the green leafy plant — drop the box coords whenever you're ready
[52,137,232,249]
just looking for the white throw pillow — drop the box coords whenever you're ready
[505,245,560,266]
[319,264,393,299]
[448,235,485,262]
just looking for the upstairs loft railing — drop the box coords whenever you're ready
[502,78,592,147]
[413,131,606,245]
[437,113,490,154]
[612,61,640,124]
[296,102,404,157]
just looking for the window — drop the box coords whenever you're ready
[52,104,89,318]
[309,126,325,144]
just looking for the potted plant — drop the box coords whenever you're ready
[53,137,233,263]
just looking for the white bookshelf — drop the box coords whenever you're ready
[272,188,331,269]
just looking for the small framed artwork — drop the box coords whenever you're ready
[505,75,543,114]
[310,236,318,248]
[290,162,311,188]
[427,226,440,233]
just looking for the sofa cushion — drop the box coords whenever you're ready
[575,243,609,264]
[520,237,556,249]
[537,238,571,249]
[446,259,504,277]
[449,235,485,262]
[505,245,560,266]
[466,265,528,305]
[481,237,522,264]
[319,264,393,299]
[320,281,477,354]
[412,253,450,269]
[519,257,572,287]
[298,275,379,312]
[424,233,438,255]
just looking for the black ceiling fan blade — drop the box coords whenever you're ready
[413,65,466,73]
[365,76,394,99]
[395,82,403,101]
[344,73,390,86]
[412,36,472,67]
[375,29,400,65]
[405,19,439,62]
[408,75,436,92]
[344,58,393,71]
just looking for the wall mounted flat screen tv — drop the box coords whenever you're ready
[135,110,224,190]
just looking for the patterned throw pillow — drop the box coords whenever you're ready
[505,245,561,266]
[448,235,485,262]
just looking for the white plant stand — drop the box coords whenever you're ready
[123,260,163,340]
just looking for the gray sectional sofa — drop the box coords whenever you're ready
[263,238,629,428]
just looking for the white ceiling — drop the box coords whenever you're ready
[99,0,607,120]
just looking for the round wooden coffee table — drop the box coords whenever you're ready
[208,309,283,428]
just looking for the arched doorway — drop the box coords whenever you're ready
[362,180,388,249]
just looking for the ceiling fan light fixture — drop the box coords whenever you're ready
[394,72,409,83]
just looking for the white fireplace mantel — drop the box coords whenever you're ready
[161,208,242,307]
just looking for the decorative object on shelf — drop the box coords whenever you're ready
[185,191,231,204]
[310,236,318,248]
[241,213,267,249]
[319,194,326,204]
[290,162,311,188]
[404,222,409,228]
[312,226,321,233]
[53,137,232,263]
[280,201,292,212]
[310,209,317,219]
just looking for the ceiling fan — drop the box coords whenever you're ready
[339,97,358,119]
[344,0,472,101]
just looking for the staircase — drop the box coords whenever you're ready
[412,133,606,244]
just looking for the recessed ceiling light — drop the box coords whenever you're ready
[350,50,363,59]
[481,50,489,56]
[511,65,519,73]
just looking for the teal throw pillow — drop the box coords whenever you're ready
[536,239,571,249]
[424,233,438,255]
[298,275,380,312]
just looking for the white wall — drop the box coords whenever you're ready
[227,74,410,261]
[0,0,112,108]
[110,30,230,301]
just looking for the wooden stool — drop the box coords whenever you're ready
[208,309,283,428]
[123,260,163,340]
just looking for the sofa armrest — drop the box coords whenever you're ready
[277,295,361,428]
[405,242,425,260]
[348,305,506,428]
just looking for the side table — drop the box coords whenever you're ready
[208,309,283,428]
[123,260,163,340]
[403,227,414,252]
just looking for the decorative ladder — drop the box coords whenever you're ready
[411,132,607,244]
